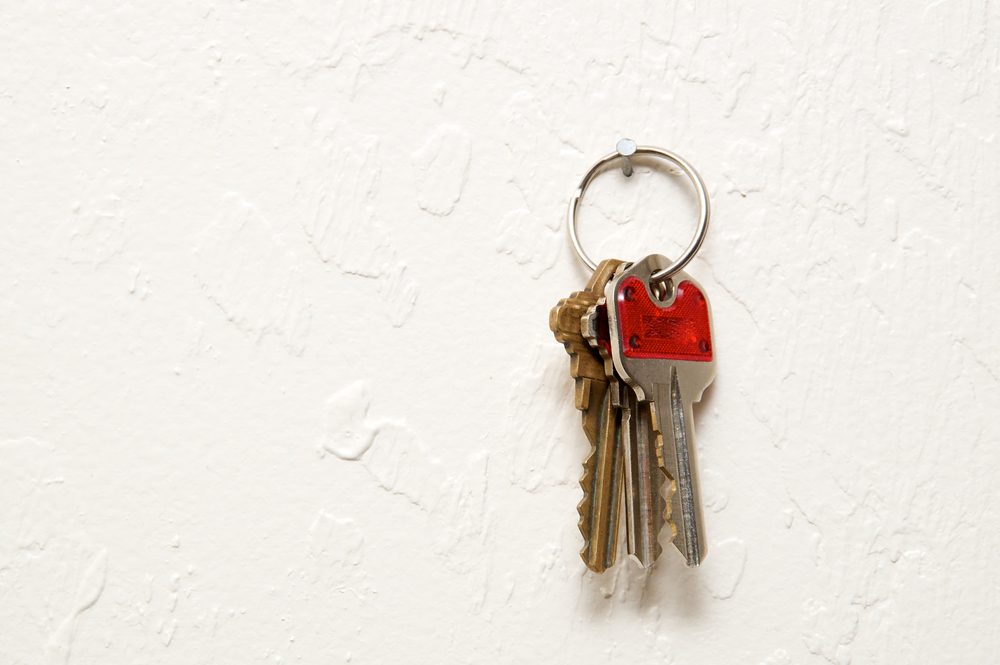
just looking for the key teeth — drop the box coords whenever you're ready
[658,467,673,559]
[576,447,597,565]
[631,484,667,569]
[653,426,677,558]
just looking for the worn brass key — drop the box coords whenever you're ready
[549,259,625,572]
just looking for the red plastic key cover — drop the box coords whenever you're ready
[615,277,713,362]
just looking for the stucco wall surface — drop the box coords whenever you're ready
[1,1,998,663]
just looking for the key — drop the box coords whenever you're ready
[549,259,625,572]
[606,254,716,567]
[584,292,666,568]
[623,389,667,566]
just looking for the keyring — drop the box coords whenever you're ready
[567,140,711,284]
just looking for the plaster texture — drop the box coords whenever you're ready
[1,1,998,663]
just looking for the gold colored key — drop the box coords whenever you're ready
[549,259,624,572]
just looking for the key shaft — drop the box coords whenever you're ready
[652,369,706,566]
[623,388,665,567]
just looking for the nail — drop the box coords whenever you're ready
[616,138,637,177]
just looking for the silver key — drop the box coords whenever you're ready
[584,281,667,569]
[606,255,716,566]
[622,387,666,567]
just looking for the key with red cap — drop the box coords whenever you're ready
[606,254,716,567]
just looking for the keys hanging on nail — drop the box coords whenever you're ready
[606,254,716,567]
[556,143,717,573]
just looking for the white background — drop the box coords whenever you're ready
[2,2,998,663]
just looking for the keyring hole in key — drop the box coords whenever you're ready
[575,153,700,267]
[650,278,674,302]
[625,274,674,305]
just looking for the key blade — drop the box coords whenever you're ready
[623,388,665,567]
[621,385,637,559]
[551,258,627,573]
[655,369,708,566]
[577,382,622,572]
[575,378,605,567]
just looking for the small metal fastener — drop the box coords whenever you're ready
[567,142,711,284]
[616,138,637,177]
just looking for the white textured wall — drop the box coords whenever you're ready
[2,2,998,663]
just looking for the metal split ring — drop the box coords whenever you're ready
[567,140,711,283]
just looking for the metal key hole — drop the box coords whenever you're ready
[625,279,673,303]
[651,278,674,303]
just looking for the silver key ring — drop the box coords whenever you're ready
[567,140,711,283]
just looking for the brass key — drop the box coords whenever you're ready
[549,259,624,572]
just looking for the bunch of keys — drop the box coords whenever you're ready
[550,141,715,572]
